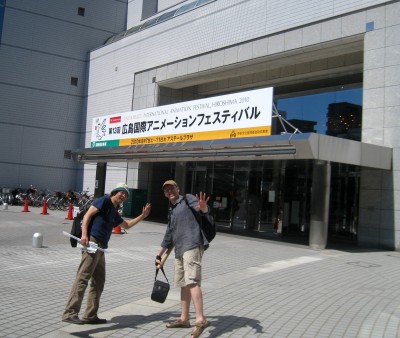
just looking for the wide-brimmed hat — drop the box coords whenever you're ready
[110,182,129,196]
[162,180,178,189]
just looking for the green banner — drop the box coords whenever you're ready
[91,140,120,148]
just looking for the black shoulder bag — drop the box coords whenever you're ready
[151,267,170,303]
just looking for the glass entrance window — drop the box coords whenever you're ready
[198,161,249,229]
[187,160,313,234]
[182,158,360,244]
[208,161,265,231]
[276,87,362,140]
[328,163,360,241]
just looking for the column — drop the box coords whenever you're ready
[309,160,331,250]
[94,163,107,198]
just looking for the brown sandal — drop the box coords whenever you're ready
[191,320,210,338]
[166,319,190,328]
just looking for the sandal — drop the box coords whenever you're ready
[191,320,210,338]
[166,319,190,328]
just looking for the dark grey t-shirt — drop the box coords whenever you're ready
[161,194,208,257]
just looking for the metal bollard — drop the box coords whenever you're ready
[3,203,8,210]
[32,232,43,248]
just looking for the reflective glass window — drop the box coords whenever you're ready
[0,0,5,44]
[196,0,213,6]
[125,24,143,37]
[276,87,362,140]
[103,0,215,45]
[175,1,197,16]
[141,17,159,30]
[156,10,177,23]
[111,31,127,42]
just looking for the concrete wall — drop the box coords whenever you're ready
[0,0,126,192]
[127,0,143,27]
[89,0,391,117]
[358,2,400,249]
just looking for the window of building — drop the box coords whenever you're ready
[182,158,359,243]
[196,0,214,6]
[142,0,158,20]
[106,0,216,46]
[0,0,5,44]
[276,87,362,141]
[70,77,78,86]
[141,17,159,30]
[64,150,72,159]
[175,1,197,16]
[77,7,85,16]
[125,24,143,37]
[156,9,177,24]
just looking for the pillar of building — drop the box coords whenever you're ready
[358,3,399,250]
[94,163,107,198]
[309,160,331,250]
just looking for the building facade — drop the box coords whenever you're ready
[80,0,399,250]
[0,0,127,191]
[1,0,399,250]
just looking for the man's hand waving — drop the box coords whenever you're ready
[196,192,210,213]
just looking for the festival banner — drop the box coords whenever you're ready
[91,87,273,148]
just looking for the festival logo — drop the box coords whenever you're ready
[95,118,107,140]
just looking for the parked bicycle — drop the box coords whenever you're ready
[6,186,94,211]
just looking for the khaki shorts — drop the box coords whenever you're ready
[174,247,204,287]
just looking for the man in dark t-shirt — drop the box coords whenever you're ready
[62,183,151,325]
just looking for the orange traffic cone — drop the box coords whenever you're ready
[40,199,49,215]
[112,225,123,234]
[65,203,73,220]
[22,197,30,212]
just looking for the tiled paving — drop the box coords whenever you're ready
[1,205,400,337]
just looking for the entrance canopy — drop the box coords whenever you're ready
[72,133,392,170]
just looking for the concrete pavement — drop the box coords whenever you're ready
[1,204,400,337]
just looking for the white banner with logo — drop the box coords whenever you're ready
[91,87,273,148]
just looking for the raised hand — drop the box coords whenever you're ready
[142,203,151,218]
[195,192,210,213]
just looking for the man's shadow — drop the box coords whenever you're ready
[70,312,264,337]
[70,311,177,337]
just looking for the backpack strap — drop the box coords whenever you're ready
[183,195,208,245]
[183,195,201,222]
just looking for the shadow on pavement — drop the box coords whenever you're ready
[69,312,264,337]
[205,315,264,337]
[69,311,178,337]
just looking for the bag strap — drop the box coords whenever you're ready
[155,267,169,283]
[183,195,208,245]
[183,195,201,224]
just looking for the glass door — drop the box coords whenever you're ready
[259,161,282,232]
[329,164,360,241]
[210,162,234,228]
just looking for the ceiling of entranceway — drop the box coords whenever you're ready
[157,35,363,97]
